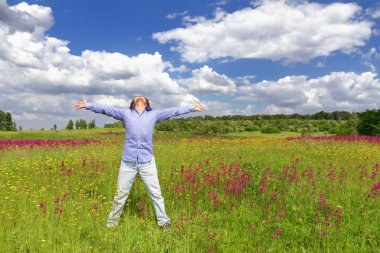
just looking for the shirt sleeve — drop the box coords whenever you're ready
[85,103,125,121]
[155,105,195,123]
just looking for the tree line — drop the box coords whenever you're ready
[65,119,96,130]
[2,108,379,136]
[150,109,379,136]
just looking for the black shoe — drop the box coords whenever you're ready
[159,223,171,230]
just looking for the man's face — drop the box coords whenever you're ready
[134,95,147,106]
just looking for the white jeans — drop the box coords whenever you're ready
[106,156,170,227]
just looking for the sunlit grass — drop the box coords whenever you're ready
[0,129,379,252]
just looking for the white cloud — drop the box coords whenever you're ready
[178,65,237,94]
[0,0,53,32]
[166,11,188,19]
[208,0,228,7]
[239,104,255,115]
[234,75,257,87]
[12,112,41,121]
[373,9,380,19]
[153,0,373,63]
[2,0,379,130]
[365,6,380,19]
[361,47,380,72]
[237,71,380,114]
[163,61,189,73]
[264,104,295,115]
[0,0,199,129]
[195,100,233,116]
[316,61,325,68]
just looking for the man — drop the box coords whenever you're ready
[75,96,204,229]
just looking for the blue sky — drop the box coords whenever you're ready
[1,0,380,129]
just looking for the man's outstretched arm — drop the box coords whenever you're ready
[75,97,125,121]
[155,102,204,123]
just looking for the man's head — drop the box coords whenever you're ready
[129,95,152,111]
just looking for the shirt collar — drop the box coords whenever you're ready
[131,107,147,113]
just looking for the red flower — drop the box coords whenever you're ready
[273,228,281,240]
[54,206,63,215]
[61,193,70,201]
[39,203,46,214]
[92,203,99,212]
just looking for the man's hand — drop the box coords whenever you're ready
[193,101,204,112]
[75,97,87,110]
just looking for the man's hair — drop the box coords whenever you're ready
[129,97,152,111]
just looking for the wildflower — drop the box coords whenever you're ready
[92,203,99,212]
[371,171,378,180]
[270,192,278,201]
[138,200,147,219]
[318,194,327,206]
[321,230,328,240]
[248,224,256,233]
[209,232,217,240]
[368,182,380,199]
[82,155,87,167]
[39,203,46,214]
[61,193,70,201]
[208,192,218,207]
[60,160,65,171]
[273,228,281,240]
[54,206,63,215]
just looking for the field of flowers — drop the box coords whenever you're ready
[0,129,379,252]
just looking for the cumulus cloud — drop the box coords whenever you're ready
[178,65,237,94]
[236,71,380,114]
[0,0,53,33]
[0,0,199,129]
[153,0,373,63]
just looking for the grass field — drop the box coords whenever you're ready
[0,129,379,252]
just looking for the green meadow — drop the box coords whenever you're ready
[0,129,379,252]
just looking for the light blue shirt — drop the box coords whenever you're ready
[85,103,195,162]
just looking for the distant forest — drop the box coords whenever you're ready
[104,109,380,136]
[3,109,380,136]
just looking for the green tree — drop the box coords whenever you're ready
[0,110,17,131]
[88,119,96,129]
[66,119,74,130]
[261,125,281,134]
[104,121,124,128]
[5,112,15,130]
[357,109,380,136]
[311,111,331,120]
[76,119,87,129]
